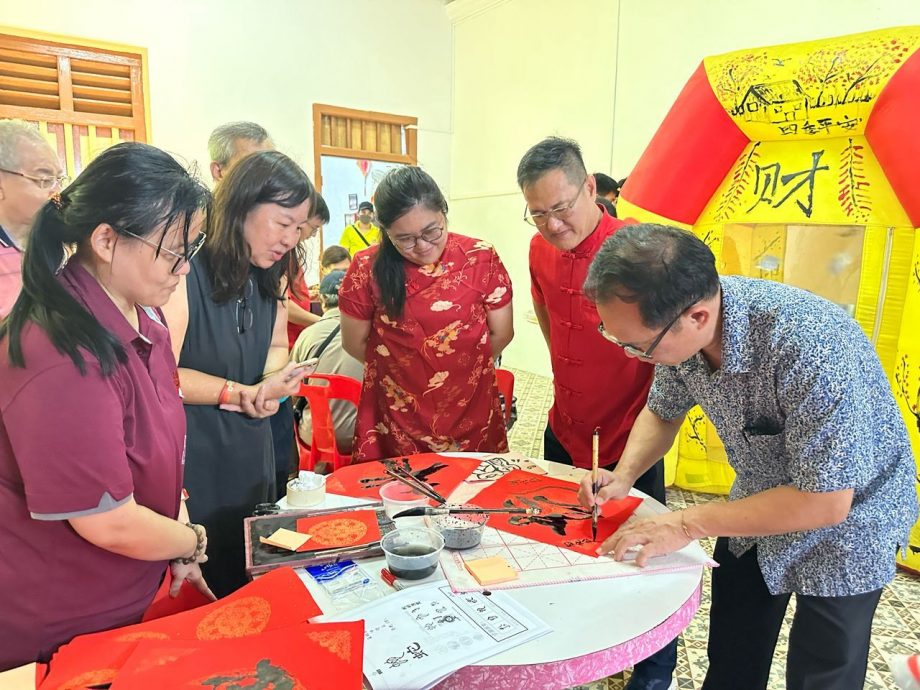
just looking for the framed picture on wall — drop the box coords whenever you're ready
[348,194,358,210]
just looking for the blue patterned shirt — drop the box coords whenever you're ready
[647,276,917,596]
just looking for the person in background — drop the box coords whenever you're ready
[339,166,513,461]
[274,194,330,493]
[596,195,617,218]
[291,269,364,455]
[162,150,313,596]
[207,121,273,184]
[593,171,620,204]
[580,223,917,690]
[0,119,67,316]
[0,143,213,671]
[518,137,676,689]
[321,244,351,274]
[286,194,329,348]
[339,200,380,257]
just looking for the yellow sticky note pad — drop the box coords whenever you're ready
[260,528,312,551]
[464,556,518,585]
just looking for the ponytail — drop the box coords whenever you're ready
[1,142,209,374]
[2,197,125,374]
[372,232,407,318]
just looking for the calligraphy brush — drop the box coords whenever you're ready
[395,458,447,503]
[591,426,600,541]
[391,462,448,503]
[384,468,446,505]
[391,505,543,519]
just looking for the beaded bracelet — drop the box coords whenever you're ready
[176,522,206,565]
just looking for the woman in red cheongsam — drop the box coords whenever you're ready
[339,166,514,462]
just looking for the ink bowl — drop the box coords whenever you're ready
[381,527,444,580]
[379,481,432,520]
[430,504,489,550]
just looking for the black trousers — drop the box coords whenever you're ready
[543,423,676,684]
[702,538,882,690]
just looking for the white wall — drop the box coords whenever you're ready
[0,0,454,190]
[448,0,620,377]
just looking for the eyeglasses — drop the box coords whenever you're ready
[0,168,70,191]
[523,177,587,227]
[122,229,207,274]
[236,278,254,334]
[597,307,687,360]
[302,222,323,240]
[388,225,444,250]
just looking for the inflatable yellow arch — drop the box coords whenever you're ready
[619,26,920,573]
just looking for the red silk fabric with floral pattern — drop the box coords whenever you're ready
[338,233,512,462]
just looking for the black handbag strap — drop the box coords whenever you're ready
[352,225,370,247]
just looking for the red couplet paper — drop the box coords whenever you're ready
[109,621,364,690]
[295,509,382,551]
[325,453,480,501]
[41,567,322,690]
[141,568,212,623]
[469,470,643,557]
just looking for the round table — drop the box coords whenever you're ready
[287,453,704,689]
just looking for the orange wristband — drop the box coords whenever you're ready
[218,380,236,405]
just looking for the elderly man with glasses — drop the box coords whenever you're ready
[0,119,66,316]
[517,137,676,690]
[580,222,917,690]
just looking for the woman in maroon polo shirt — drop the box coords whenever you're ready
[0,143,214,671]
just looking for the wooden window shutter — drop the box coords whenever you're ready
[312,103,417,192]
[0,32,147,175]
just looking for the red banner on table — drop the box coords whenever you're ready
[469,470,643,557]
[41,568,322,690]
[295,509,382,551]
[325,453,480,501]
[141,568,213,623]
[109,621,364,690]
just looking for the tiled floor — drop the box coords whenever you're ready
[504,366,920,690]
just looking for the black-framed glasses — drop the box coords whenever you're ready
[0,167,70,191]
[388,225,444,250]
[598,307,687,360]
[523,177,587,227]
[236,278,254,334]
[122,229,207,274]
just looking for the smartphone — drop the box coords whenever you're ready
[294,357,319,374]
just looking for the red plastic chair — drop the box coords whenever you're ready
[296,373,362,472]
[495,368,515,426]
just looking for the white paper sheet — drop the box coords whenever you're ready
[322,581,551,690]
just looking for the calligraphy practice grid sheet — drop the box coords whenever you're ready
[324,582,550,690]
[440,469,716,592]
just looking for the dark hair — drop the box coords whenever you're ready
[372,166,448,318]
[594,172,619,197]
[583,223,720,328]
[618,176,628,189]
[205,150,314,303]
[596,195,617,218]
[321,244,350,268]
[1,142,210,373]
[516,136,587,189]
[312,193,330,224]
